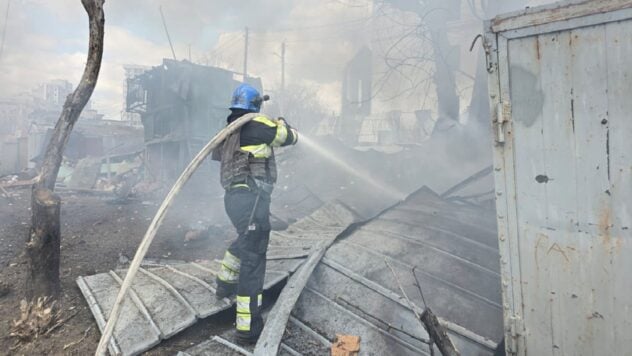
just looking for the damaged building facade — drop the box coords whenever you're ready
[335,0,499,148]
[126,59,262,185]
[0,79,142,179]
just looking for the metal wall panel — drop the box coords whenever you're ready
[488,2,632,355]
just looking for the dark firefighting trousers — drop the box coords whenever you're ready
[217,186,271,338]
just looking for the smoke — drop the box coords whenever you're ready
[0,0,371,118]
[0,0,560,212]
[0,0,558,119]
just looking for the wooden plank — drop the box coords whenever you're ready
[420,308,459,356]
[253,242,330,356]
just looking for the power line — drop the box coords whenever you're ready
[243,26,249,80]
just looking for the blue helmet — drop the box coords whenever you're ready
[230,83,263,112]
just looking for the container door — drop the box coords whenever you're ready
[489,14,632,356]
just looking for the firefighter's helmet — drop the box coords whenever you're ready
[230,83,263,112]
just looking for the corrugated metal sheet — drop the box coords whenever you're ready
[77,202,356,356]
[276,186,501,355]
[486,1,632,355]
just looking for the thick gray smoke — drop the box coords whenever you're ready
[0,0,559,220]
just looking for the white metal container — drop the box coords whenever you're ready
[485,1,632,355]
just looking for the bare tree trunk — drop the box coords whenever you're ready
[430,28,460,122]
[26,189,61,298]
[426,0,461,123]
[26,0,105,300]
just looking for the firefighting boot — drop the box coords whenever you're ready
[215,279,237,299]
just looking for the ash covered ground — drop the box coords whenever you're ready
[0,187,236,355]
[0,128,490,354]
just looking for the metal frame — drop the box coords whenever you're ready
[485,26,526,355]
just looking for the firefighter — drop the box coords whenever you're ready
[212,83,298,343]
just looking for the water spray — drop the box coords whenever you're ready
[299,135,407,201]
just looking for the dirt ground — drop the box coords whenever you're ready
[0,186,239,355]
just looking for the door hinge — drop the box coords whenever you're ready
[494,102,510,144]
[506,315,524,355]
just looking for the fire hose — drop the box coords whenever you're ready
[95,112,260,356]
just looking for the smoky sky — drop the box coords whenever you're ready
[0,0,556,119]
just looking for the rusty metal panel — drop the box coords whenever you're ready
[488,2,632,355]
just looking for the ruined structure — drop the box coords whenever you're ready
[126,59,262,184]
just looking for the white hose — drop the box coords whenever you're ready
[95,113,258,355]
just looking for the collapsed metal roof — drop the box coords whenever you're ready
[180,185,502,355]
[77,202,357,356]
[274,186,502,355]
[78,174,502,355]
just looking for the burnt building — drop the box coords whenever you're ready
[126,59,262,183]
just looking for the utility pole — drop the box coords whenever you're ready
[0,0,11,62]
[243,26,249,82]
[280,41,286,117]
[281,41,286,92]
[159,6,177,60]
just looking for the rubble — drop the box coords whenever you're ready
[331,334,361,356]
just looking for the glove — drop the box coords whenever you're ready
[290,128,299,144]
[277,117,290,128]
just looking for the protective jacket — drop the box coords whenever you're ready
[213,110,297,190]
[213,109,298,341]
